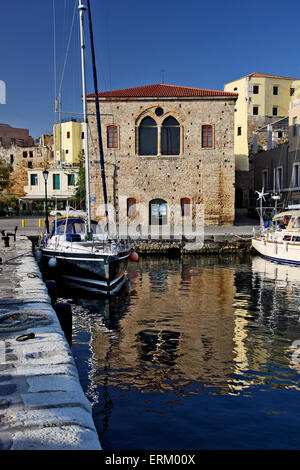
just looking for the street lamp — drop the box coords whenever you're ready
[42,168,49,234]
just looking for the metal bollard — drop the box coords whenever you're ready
[2,235,10,247]
[22,219,25,228]
[38,219,42,228]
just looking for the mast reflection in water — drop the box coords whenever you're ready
[65,256,300,449]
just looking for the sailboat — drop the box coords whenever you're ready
[251,188,300,265]
[40,0,134,294]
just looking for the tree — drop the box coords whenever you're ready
[73,150,86,209]
[0,157,12,192]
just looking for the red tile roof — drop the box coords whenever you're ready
[87,83,238,99]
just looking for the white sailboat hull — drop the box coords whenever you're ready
[252,237,300,265]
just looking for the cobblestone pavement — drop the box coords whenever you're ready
[0,236,101,450]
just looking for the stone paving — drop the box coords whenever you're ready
[0,235,101,450]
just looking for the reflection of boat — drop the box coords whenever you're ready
[252,255,300,285]
[41,216,131,294]
[40,1,132,294]
[252,210,300,265]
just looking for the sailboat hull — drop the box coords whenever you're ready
[41,248,131,294]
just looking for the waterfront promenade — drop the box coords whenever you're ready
[0,234,101,450]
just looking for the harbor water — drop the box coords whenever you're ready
[59,255,300,450]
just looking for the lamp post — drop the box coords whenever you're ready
[43,169,49,234]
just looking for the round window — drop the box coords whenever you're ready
[155,107,164,116]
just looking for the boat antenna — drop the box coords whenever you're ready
[86,0,110,235]
[78,0,92,237]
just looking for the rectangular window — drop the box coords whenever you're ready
[127,198,136,216]
[273,107,278,116]
[181,198,191,216]
[30,174,38,186]
[253,85,259,94]
[67,174,75,186]
[81,132,84,139]
[237,126,242,136]
[253,106,259,115]
[29,151,33,158]
[262,170,268,190]
[67,131,70,139]
[293,164,299,187]
[201,125,213,148]
[107,126,118,149]
[276,167,283,190]
[291,88,295,96]
[10,155,14,164]
[28,161,32,169]
[293,117,298,137]
[273,86,278,95]
[23,151,28,158]
[53,173,60,190]
[10,138,15,144]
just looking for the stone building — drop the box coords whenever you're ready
[86,84,237,233]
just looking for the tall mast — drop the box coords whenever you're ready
[87,0,110,234]
[78,0,92,235]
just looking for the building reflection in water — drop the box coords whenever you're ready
[70,255,300,402]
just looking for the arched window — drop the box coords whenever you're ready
[107,125,118,149]
[181,198,191,216]
[127,198,136,217]
[149,199,168,225]
[161,117,180,155]
[202,125,213,148]
[139,117,157,155]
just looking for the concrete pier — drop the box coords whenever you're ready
[0,235,101,450]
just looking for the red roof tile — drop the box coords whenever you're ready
[87,83,238,99]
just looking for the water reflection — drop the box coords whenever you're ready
[70,256,300,396]
[68,255,300,448]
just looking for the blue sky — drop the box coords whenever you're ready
[0,0,300,139]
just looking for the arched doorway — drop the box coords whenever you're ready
[149,199,168,225]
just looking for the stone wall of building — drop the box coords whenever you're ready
[86,96,236,229]
[0,145,50,196]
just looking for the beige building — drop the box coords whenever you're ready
[20,167,78,212]
[224,72,300,172]
[54,120,85,165]
[86,83,237,229]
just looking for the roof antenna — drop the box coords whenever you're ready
[161,69,165,84]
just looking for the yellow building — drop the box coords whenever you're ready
[224,73,300,171]
[53,120,85,165]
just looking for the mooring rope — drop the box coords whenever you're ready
[0,310,53,333]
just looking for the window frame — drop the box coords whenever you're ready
[253,106,259,116]
[53,173,61,190]
[30,173,38,186]
[273,85,279,95]
[201,125,213,149]
[127,198,137,217]
[181,198,191,217]
[293,163,300,188]
[253,85,259,94]
[107,125,119,149]
[272,106,278,116]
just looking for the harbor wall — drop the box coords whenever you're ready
[0,235,101,450]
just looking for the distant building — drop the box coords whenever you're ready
[224,72,300,171]
[0,123,34,148]
[253,89,300,209]
[53,120,85,165]
[86,83,238,228]
[20,167,78,213]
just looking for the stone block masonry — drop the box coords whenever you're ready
[0,236,101,450]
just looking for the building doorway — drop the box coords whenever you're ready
[149,199,168,225]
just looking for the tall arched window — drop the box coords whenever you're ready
[161,117,180,155]
[149,199,168,225]
[139,117,157,155]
